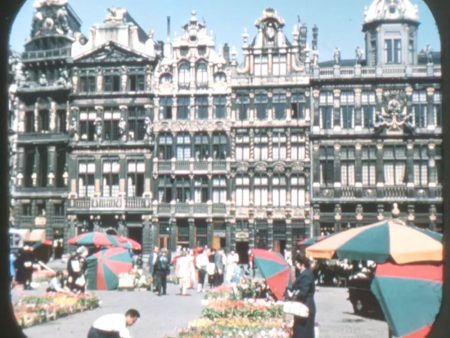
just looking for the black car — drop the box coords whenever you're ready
[347,272,384,318]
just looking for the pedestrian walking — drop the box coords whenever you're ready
[148,246,159,292]
[14,245,35,289]
[175,251,193,295]
[195,249,208,292]
[214,249,225,286]
[87,308,140,338]
[155,248,170,295]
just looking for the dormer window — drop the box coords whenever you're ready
[385,38,402,64]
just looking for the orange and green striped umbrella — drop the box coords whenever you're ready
[371,262,442,338]
[305,219,442,264]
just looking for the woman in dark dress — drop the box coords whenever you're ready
[289,254,316,338]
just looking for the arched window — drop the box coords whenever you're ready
[178,62,190,88]
[196,62,208,87]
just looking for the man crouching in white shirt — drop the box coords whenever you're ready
[87,308,140,338]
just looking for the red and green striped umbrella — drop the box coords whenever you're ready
[116,235,142,251]
[67,231,122,248]
[251,248,292,300]
[370,262,442,338]
[306,219,443,264]
[86,247,133,290]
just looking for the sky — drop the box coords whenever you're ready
[9,0,440,62]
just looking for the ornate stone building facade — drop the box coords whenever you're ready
[10,0,442,260]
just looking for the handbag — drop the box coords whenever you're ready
[283,301,310,318]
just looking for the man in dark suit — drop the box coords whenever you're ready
[148,246,159,292]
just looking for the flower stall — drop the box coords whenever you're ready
[175,278,292,338]
[14,293,99,328]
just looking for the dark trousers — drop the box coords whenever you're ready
[198,269,206,286]
[155,272,167,294]
[87,327,120,338]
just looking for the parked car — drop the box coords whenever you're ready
[347,271,384,318]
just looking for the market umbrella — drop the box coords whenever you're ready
[250,248,292,300]
[297,235,327,251]
[67,231,122,248]
[116,236,142,251]
[370,262,442,338]
[86,247,133,290]
[305,219,443,264]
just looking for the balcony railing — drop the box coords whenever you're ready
[69,197,150,210]
[22,47,71,61]
[155,159,228,174]
[155,202,227,216]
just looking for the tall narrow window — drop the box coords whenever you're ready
[255,93,268,120]
[273,92,287,120]
[385,38,401,64]
[254,130,268,160]
[212,176,227,203]
[272,129,287,160]
[291,92,306,120]
[413,145,428,186]
[434,92,442,127]
[177,96,190,120]
[213,95,226,119]
[127,160,144,197]
[362,146,376,186]
[39,109,49,132]
[175,176,191,202]
[196,62,208,88]
[320,92,333,129]
[212,132,228,159]
[55,145,66,187]
[235,130,249,160]
[340,146,355,186]
[362,91,376,128]
[103,117,120,141]
[158,175,172,202]
[178,63,190,89]
[236,94,249,121]
[235,175,250,206]
[194,176,209,203]
[159,96,173,120]
[413,91,428,128]
[291,131,305,160]
[102,159,120,197]
[272,53,287,76]
[78,159,95,197]
[384,145,406,185]
[194,133,209,159]
[79,75,96,92]
[291,175,305,207]
[319,146,334,185]
[25,111,34,133]
[157,133,173,160]
[272,174,286,207]
[128,106,146,141]
[176,133,191,160]
[254,54,268,76]
[128,72,145,92]
[195,96,208,119]
[56,110,66,133]
[254,174,268,207]
[103,73,120,92]
[24,147,34,187]
[340,92,354,129]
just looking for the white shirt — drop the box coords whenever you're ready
[92,314,132,338]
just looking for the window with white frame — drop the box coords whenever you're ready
[362,146,377,185]
[194,176,209,203]
[212,132,228,159]
[195,95,208,119]
[175,176,191,202]
[319,92,333,129]
[213,95,226,119]
[254,54,268,76]
[272,129,287,160]
[127,159,144,197]
[319,146,334,185]
[362,91,376,128]
[413,145,428,186]
[384,145,406,185]
[78,159,95,197]
[290,175,305,207]
[384,38,401,64]
[196,62,208,88]
[273,92,287,120]
[212,176,227,203]
[176,133,191,160]
[158,133,173,159]
[102,159,120,197]
[291,92,306,119]
[194,133,209,159]
[158,175,172,202]
[127,106,146,141]
[254,174,268,207]
[235,175,250,206]
[254,131,268,160]
[291,132,305,160]
[255,93,268,120]
[236,94,250,121]
[178,62,190,88]
[159,96,173,120]
[434,91,442,127]
[235,131,250,160]
[340,91,354,129]
[413,91,428,128]
[340,146,355,186]
[272,53,287,76]
[272,174,286,207]
[177,96,190,120]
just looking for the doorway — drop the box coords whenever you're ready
[235,241,249,264]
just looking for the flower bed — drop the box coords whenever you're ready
[14,293,100,328]
[176,279,292,338]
